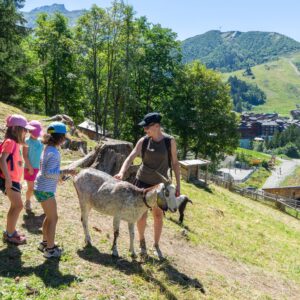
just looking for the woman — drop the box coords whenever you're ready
[114,112,180,259]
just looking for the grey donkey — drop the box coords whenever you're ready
[73,168,185,258]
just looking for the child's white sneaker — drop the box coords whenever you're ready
[43,245,63,258]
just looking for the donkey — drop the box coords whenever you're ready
[73,168,184,257]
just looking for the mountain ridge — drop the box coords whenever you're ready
[181,30,300,72]
[22,3,86,28]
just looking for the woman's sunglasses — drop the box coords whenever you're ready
[143,123,156,130]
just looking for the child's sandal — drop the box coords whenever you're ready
[38,241,47,252]
[3,231,27,245]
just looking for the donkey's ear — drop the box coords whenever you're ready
[155,171,169,184]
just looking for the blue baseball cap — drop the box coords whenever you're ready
[47,122,67,134]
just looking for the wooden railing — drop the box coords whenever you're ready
[197,171,300,218]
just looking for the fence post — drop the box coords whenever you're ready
[275,193,285,212]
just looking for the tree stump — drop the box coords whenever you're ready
[92,139,133,176]
[124,165,140,184]
[67,138,134,177]
[62,138,87,154]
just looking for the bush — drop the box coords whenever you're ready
[275,142,300,158]
[261,160,269,170]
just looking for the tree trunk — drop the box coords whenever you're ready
[93,47,100,138]
[43,70,49,115]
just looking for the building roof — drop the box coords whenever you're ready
[78,120,104,134]
[261,121,278,126]
[179,159,211,167]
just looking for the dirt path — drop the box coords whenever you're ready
[157,218,300,299]
[1,179,300,299]
[66,205,300,299]
[288,59,300,76]
[262,158,300,188]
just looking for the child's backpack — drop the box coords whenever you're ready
[0,140,17,175]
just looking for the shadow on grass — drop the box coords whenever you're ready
[77,245,205,299]
[22,212,45,234]
[0,244,79,288]
[190,180,213,193]
[165,216,196,234]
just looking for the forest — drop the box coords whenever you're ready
[0,0,238,160]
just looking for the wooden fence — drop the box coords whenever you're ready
[198,171,300,218]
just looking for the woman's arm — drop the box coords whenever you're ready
[114,137,144,180]
[0,153,12,189]
[170,138,181,196]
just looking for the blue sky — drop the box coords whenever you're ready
[21,0,300,42]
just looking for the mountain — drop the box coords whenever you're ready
[22,4,86,27]
[182,30,300,72]
[223,52,300,116]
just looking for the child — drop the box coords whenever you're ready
[0,114,35,245]
[23,120,43,212]
[34,122,76,258]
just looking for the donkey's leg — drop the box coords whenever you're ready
[79,199,92,245]
[128,222,136,258]
[112,217,120,257]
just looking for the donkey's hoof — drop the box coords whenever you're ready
[85,240,92,247]
[112,250,119,258]
[130,252,137,259]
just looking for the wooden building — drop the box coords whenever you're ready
[179,159,211,184]
[78,120,111,140]
[263,186,300,200]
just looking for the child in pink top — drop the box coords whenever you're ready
[0,114,35,245]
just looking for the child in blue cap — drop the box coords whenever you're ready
[34,122,76,258]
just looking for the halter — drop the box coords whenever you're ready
[142,189,152,209]
[142,186,169,211]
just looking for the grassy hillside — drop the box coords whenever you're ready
[182,30,300,72]
[0,103,300,299]
[235,147,272,161]
[224,52,300,116]
[1,177,300,299]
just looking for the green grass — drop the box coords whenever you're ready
[235,147,272,161]
[239,167,271,189]
[0,102,47,123]
[1,178,300,299]
[178,182,300,281]
[1,102,300,299]
[235,148,272,189]
[224,51,300,116]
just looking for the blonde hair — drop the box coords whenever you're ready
[5,126,25,144]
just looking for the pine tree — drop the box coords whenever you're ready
[0,0,27,103]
